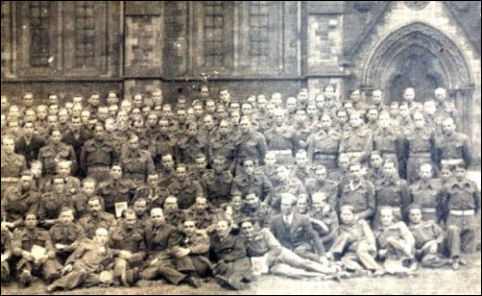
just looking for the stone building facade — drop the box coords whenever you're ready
[1,1,480,162]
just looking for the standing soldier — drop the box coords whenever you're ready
[80,124,118,184]
[151,118,176,171]
[409,163,444,223]
[372,112,404,174]
[79,196,117,239]
[200,154,233,207]
[445,165,480,269]
[236,117,267,170]
[97,165,136,216]
[434,117,472,170]
[264,109,296,164]
[208,119,237,170]
[305,165,338,208]
[15,121,46,167]
[12,213,61,287]
[307,114,340,171]
[231,159,272,203]
[38,129,77,177]
[339,112,373,164]
[404,111,435,183]
[1,135,27,198]
[120,134,155,186]
[167,164,204,210]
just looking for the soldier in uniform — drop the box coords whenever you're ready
[79,196,117,239]
[163,196,185,228]
[46,228,117,292]
[150,118,176,172]
[208,119,237,170]
[307,114,340,171]
[292,109,313,153]
[134,172,169,212]
[434,87,458,121]
[210,219,253,291]
[269,193,325,263]
[372,111,404,174]
[12,213,61,286]
[98,165,136,216]
[292,150,314,184]
[80,124,118,184]
[434,117,472,170]
[264,108,295,164]
[404,111,436,183]
[38,129,77,177]
[183,196,217,231]
[327,205,384,275]
[409,163,444,222]
[177,121,205,165]
[407,205,451,268]
[140,208,200,288]
[200,154,233,207]
[1,170,39,229]
[158,153,177,187]
[49,208,85,264]
[240,192,272,228]
[236,117,267,170]
[309,192,339,249]
[339,112,373,164]
[306,165,338,208]
[1,135,27,198]
[111,209,147,286]
[167,164,203,210]
[15,121,46,166]
[119,134,155,186]
[337,163,376,221]
[374,159,411,227]
[444,165,480,269]
[37,176,72,228]
[374,207,415,275]
[267,165,305,211]
[1,226,12,283]
[365,151,384,184]
[232,159,272,203]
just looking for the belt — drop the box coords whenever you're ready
[88,166,110,172]
[450,209,475,216]
[441,159,464,166]
[410,152,431,158]
[313,153,337,159]
[422,208,437,213]
[268,150,292,155]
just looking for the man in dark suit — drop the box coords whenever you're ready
[62,116,92,177]
[270,193,326,263]
[15,121,45,166]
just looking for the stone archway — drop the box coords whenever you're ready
[362,22,475,133]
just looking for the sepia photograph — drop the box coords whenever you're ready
[1,1,481,295]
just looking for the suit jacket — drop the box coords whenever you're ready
[269,212,325,255]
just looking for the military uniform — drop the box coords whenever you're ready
[305,178,338,208]
[409,179,444,222]
[372,127,403,166]
[231,172,272,202]
[133,185,169,212]
[265,125,296,164]
[164,209,185,228]
[339,126,373,163]
[201,170,233,207]
[80,139,118,184]
[49,222,85,263]
[240,203,272,228]
[1,229,12,282]
[310,206,339,246]
[12,227,61,285]
[177,135,205,165]
[268,178,306,211]
[167,177,203,210]
[169,229,212,277]
[15,134,46,166]
[405,127,435,183]
[307,129,340,170]
[374,178,411,227]
[38,142,77,177]
[337,179,376,221]
[292,165,314,185]
[236,131,267,167]
[292,122,313,152]
[1,151,27,198]
[79,212,117,239]
[409,220,450,268]
[434,132,472,169]
[1,186,38,227]
[184,206,217,230]
[37,191,71,225]
[208,134,237,168]
[445,177,480,258]
[119,148,155,185]
[150,134,176,172]
[98,178,136,215]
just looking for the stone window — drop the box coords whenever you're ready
[28,1,52,67]
[74,1,96,68]
[203,1,225,66]
[248,1,270,66]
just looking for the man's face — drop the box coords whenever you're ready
[315,168,327,181]
[241,104,253,116]
[454,167,466,180]
[220,90,230,103]
[83,181,96,196]
[37,106,48,120]
[94,229,109,246]
[350,91,361,102]
[193,105,203,116]
[409,209,422,224]
[25,214,38,230]
[107,93,118,105]
[216,221,230,237]
[81,111,90,124]
[442,119,455,134]
[382,162,397,178]
[195,198,207,211]
[312,196,327,212]
[295,153,308,166]
[349,114,362,128]
[48,116,59,129]
[241,222,255,240]
[339,155,350,170]
[286,100,297,112]
[176,167,188,180]
[89,95,100,107]
[435,89,446,101]
[183,221,197,236]
[337,112,348,124]
[51,131,62,144]
[162,156,174,170]
[203,116,214,130]
[296,199,308,214]
[265,154,276,167]
[133,95,143,108]
[23,94,34,107]
[340,209,354,224]
[49,95,59,106]
[212,158,225,173]
[57,163,71,176]
[88,200,102,215]
[379,114,390,128]
[295,111,307,123]
[307,105,318,117]
[24,123,35,135]
[60,211,74,225]
[324,87,335,100]
[164,199,178,211]
[404,89,415,101]
[320,116,331,128]
[370,154,383,168]
[419,166,432,180]
[218,121,229,135]
[151,209,166,226]
[159,120,169,134]
[195,157,207,169]
[244,161,255,175]
[110,166,122,179]
[134,201,147,217]
[245,194,258,208]
[20,175,32,190]
[232,196,243,210]
[298,91,308,102]
[31,163,42,177]
[424,101,436,115]
[152,91,163,105]
[372,91,383,104]
[413,114,425,128]
[128,137,140,151]
[147,174,159,187]
[206,101,216,113]
[440,168,451,180]
[53,179,65,194]
[349,165,361,180]
[125,213,137,229]
[380,210,393,227]
[94,126,104,139]
[240,120,250,134]
[281,199,293,216]
[187,125,197,136]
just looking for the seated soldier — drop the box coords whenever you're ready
[49,208,85,264]
[327,205,384,276]
[375,207,415,275]
[110,209,147,286]
[133,198,152,228]
[12,213,61,287]
[56,160,81,196]
[167,164,203,210]
[240,219,336,279]
[407,204,451,269]
[134,172,169,212]
[98,165,136,216]
[46,228,117,292]
[200,154,233,207]
[163,196,185,227]
[140,208,201,288]
[168,218,213,282]
[270,193,325,263]
[266,166,305,211]
[231,158,272,203]
[241,192,272,228]
[309,192,339,249]
[79,196,117,239]
[409,163,444,223]
[184,196,217,231]
[305,164,338,208]
[210,219,253,291]
[71,177,98,220]
[1,226,12,283]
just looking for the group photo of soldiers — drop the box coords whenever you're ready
[1,84,480,293]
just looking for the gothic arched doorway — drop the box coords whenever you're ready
[362,22,474,133]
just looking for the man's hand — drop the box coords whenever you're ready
[119,250,132,260]
[22,250,34,262]
[378,249,387,258]
[422,240,438,253]
[1,222,14,230]
[62,264,73,275]
[55,243,66,250]
[42,219,56,226]
[174,247,190,259]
